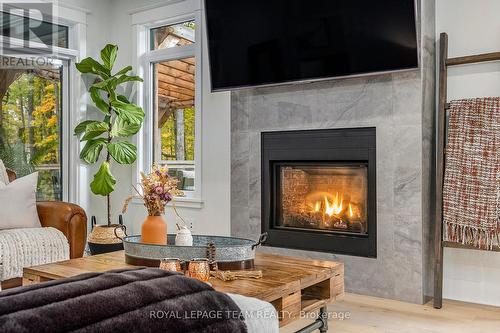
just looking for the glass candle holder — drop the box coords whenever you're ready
[187,258,210,282]
[159,258,182,272]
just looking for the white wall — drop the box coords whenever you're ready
[59,0,112,216]
[437,0,500,306]
[68,0,231,236]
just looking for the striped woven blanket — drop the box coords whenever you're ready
[443,97,500,249]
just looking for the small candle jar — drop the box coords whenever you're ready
[187,258,210,282]
[159,258,182,272]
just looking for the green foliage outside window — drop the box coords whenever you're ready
[160,107,195,161]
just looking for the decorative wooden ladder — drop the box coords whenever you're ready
[433,32,500,309]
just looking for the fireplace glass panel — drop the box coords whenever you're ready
[279,164,368,235]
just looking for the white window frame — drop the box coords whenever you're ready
[0,3,88,206]
[132,0,203,207]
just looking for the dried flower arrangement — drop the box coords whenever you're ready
[123,164,184,216]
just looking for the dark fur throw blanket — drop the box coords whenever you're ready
[0,267,247,333]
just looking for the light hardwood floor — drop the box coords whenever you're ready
[282,293,500,333]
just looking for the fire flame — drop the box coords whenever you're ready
[324,193,343,216]
[312,192,354,218]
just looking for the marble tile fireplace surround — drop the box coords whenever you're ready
[230,0,435,304]
[231,74,437,308]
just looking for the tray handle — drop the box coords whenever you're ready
[252,232,268,250]
[114,225,127,241]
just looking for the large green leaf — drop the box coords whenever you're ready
[111,116,141,137]
[107,141,137,164]
[101,44,118,71]
[111,100,145,124]
[79,138,106,164]
[90,162,116,196]
[75,57,110,78]
[74,120,101,135]
[115,74,143,86]
[92,77,118,92]
[115,65,132,76]
[89,87,109,114]
[117,94,130,103]
[80,122,109,141]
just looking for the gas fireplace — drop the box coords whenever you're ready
[279,164,368,234]
[262,128,376,257]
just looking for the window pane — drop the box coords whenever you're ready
[0,56,63,200]
[1,11,68,48]
[150,20,195,50]
[153,57,195,191]
[168,166,195,192]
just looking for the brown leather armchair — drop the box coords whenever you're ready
[36,201,87,259]
[1,170,87,289]
[6,169,87,259]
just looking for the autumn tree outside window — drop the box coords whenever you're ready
[0,11,69,201]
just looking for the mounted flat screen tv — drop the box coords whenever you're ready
[205,0,418,91]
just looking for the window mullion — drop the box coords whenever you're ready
[145,44,195,63]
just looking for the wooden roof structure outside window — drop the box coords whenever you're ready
[152,22,195,129]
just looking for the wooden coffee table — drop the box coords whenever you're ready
[23,251,344,331]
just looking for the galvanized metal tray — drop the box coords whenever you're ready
[115,227,267,270]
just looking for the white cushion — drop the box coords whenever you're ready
[0,160,9,186]
[0,172,41,230]
[228,293,279,333]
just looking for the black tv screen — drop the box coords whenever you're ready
[205,0,418,91]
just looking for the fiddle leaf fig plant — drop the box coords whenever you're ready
[75,44,144,225]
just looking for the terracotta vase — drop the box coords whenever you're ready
[141,215,167,245]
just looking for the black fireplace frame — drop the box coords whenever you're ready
[261,127,377,258]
